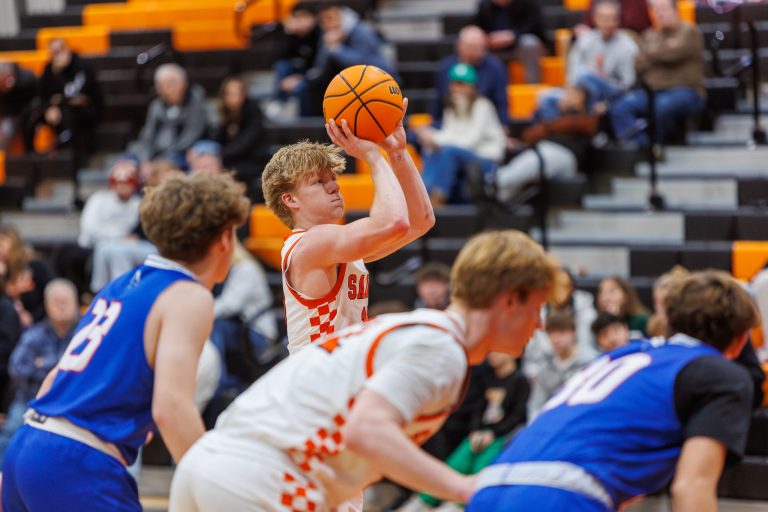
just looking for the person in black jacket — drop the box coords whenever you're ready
[0,266,22,412]
[473,0,548,83]
[0,63,37,151]
[212,76,267,200]
[25,38,102,167]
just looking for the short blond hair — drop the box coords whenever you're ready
[140,173,250,264]
[262,141,346,228]
[451,230,558,308]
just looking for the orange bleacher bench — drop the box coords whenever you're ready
[540,57,566,87]
[564,0,589,10]
[0,151,6,186]
[508,84,550,120]
[250,205,291,239]
[245,237,283,270]
[732,241,768,281]
[172,20,247,51]
[0,50,49,76]
[37,26,110,55]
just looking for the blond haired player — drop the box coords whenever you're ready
[262,99,434,354]
[169,230,558,511]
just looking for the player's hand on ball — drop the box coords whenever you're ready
[379,97,408,154]
[326,118,381,162]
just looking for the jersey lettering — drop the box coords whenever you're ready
[347,274,369,301]
[59,299,123,372]
[542,353,652,412]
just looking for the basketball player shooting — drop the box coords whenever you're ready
[261,97,434,354]
[1,174,250,512]
[168,230,558,511]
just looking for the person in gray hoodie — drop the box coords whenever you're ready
[129,63,208,165]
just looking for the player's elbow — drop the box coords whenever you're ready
[386,216,410,239]
[670,476,716,507]
[417,209,435,235]
[152,394,183,430]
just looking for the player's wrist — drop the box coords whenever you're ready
[363,149,385,165]
[385,148,407,160]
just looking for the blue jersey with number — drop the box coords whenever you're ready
[31,255,198,465]
[497,335,721,507]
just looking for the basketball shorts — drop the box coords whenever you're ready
[2,425,141,512]
[468,485,612,512]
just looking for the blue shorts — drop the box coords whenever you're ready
[467,485,612,512]
[2,425,141,512]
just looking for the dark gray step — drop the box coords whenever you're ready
[719,455,768,501]
[0,30,38,52]
[20,6,83,30]
[109,30,172,48]
[629,241,733,278]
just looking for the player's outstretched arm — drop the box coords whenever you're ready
[342,388,475,504]
[300,120,409,267]
[670,436,726,512]
[365,98,435,263]
[151,281,212,463]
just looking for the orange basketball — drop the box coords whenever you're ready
[323,65,403,144]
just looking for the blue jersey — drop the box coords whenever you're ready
[496,335,722,507]
[31,255,197,465]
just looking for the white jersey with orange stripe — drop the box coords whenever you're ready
[281,230,370,354]
[200,309,469,506]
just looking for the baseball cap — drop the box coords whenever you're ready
[190,140,222,157]
[448,63,477,85]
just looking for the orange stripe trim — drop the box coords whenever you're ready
[282,232,349,309]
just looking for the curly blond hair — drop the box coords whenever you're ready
[451,230,558,308]
[261,141,346,228]
[140,173,250,264]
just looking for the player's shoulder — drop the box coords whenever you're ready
[156,280,213,314]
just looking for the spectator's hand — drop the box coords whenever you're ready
[279,74,303,93]
[469,430,495,453]
[44,106,62,126]
[415,126,437,150]
[324,29,345,49]
[13,301,33,328]
[326,118,381,162]
[592,101,608,116]
[378,98,408,154]
[7,268,34,297]
[488,30,516,50]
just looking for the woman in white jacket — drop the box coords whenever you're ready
[414,63,506,206]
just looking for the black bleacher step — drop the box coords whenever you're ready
[705,76,739,112]
[735,211,768,241]
[746,409,768,457]
[738,178,768,208]
[84,46,158,72]
[402,88,438,115]
[20,6,83,30]
[0,30,38,52]
[397,61,440,90]
[442,14,472,37]
[93,121,134,152]
[102,93,150,124]
[5,153,75,185]
[629,242,733,277]
[697,1,768,24]
[395,39,455,63]
[66,0,117,5]
[182,48,276,73]
[369,279,417,309]
[264,119,327,146]
[430,205,483,238]
[542,5,584,32]
[685,211,735,241]
[718,455,768,500]
[110,30,172,48]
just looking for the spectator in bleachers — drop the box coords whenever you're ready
[399,352,529,512]
[596,275,649,336]
[0,279,78,464]
[25,38,102,166]
[472,0,548,83]
[301,2,395,117]
[647,264,689,336]
[0,262,22,411]
[576,0,652,36]
[267,2,321,119]
[610,0,705,147]
[212,76,266,197]
[89,161,183,293]
[414,262,451,310]
[416,63,506,206]
[496,85,595,202]
[54,157,141,297]
[187,140,224,176]
[591,311,631,351]
[128,63,208,165]
[0,63,37,151]
[527,310,592,419]
[209,241,277,401]
[0,225,54,325]
[537,0,638,122]
[432,25,510,127]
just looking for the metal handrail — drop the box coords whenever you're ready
[135,42,178,90]
[234,0,281,42]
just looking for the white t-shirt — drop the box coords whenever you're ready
[199,309,468,503]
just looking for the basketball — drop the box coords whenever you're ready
[323,65,404,144]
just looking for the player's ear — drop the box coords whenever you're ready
[281,192,299,210]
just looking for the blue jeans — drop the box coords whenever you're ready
[0,401,27,466]
[610,87,705,146]
[577,72,623,105]
[421,145,496,203]
[274,59,310,115]
[210,317,269,391]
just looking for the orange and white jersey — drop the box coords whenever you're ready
[199,309,469,505]
[282,230,370,354]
